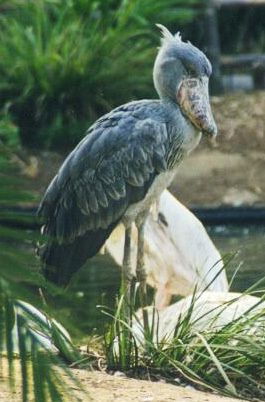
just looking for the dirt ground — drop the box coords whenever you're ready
[0,360,247,402]
[19,90,265,208]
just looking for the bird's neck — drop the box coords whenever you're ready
[162,99,202,168]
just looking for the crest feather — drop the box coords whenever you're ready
[156,24,174,41]
[156,24,182,45]
[174,32,182,42]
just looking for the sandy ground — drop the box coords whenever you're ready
[0,361,247,402]
[66,370,247,402]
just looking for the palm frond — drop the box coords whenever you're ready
[0,276,89,401]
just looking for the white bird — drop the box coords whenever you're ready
[106,190,228,309]
[132,291,263,347]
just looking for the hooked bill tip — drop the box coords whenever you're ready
[204,123,218,137]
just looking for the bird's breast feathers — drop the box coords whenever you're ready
[122,169,177,226]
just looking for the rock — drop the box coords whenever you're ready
[113,371,126,378]
[222,188,260,206]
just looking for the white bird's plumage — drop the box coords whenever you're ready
[132,292,264,347]
[106,190,228,309]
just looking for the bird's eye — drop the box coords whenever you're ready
[186,68,197,77]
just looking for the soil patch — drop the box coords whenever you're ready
[0,359,247,402]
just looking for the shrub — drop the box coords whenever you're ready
[0,0,199,150]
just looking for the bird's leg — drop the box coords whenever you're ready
[122,225,133,305]
[120,225,133,368]
[150,197,160,221]
[136,216,149,334]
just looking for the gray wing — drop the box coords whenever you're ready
[37,102,169,285]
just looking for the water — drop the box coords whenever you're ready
[2,223,265,341]
[208,225,265,292]
[47,255,122,340]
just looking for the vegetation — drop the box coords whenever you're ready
[103,281,265,401]
[0,0,200,149]
[0,147,86,401]
[0,290,84,402]
[1,0,265,150]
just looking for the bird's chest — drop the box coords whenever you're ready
[123,125,202,227]
[181,127,202,155]
[123,170,176,226]
[167,120,201,168]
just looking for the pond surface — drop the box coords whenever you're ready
[208,224,265,291]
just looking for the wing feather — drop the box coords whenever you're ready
[38,100,170,285]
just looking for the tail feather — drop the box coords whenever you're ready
[39,223,117,287]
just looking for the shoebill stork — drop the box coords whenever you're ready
[38,25,217,326]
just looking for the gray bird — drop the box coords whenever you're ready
[38,25,217,320]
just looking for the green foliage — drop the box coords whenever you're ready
[0,110,21,151]
[0,0,200,149]
[103,295,140,372]
[0,145,33,210]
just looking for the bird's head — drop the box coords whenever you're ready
[153,24,217,137]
